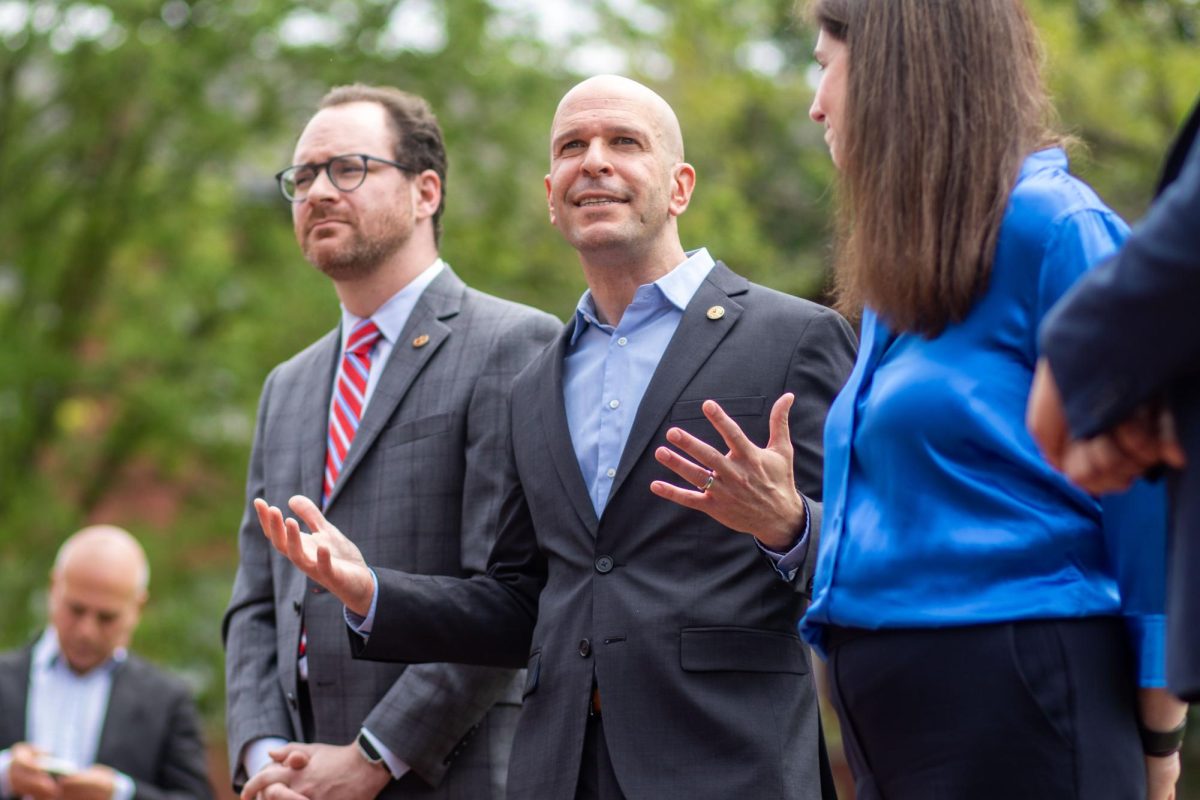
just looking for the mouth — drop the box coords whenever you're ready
[571,192,628,208]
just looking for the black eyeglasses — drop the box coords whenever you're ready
[275,153,416,202]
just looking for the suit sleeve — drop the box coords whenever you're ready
[785,306,858,594]
[353,333,555,669]
[1041,131,1200,437]
[357,309,560,786]
[129,682,213,800]
[221,367,294,789]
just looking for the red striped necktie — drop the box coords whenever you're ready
[322,318,382,508]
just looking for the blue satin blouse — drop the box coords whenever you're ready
[802,149,1169,686]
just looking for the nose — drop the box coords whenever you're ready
[580,139,612,177]
[809,93,825,125]
[304,167,340,204]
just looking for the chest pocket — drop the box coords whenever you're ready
[670,395,766,421]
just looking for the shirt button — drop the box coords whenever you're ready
[578,639,592,657]
[595,556,614,574]
[617,337,628,346]
[608,399,620,409]
[606,468,616,478]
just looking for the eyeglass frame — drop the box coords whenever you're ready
[275,153,418,203]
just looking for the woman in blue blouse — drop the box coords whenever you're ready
[794,0,1187,797]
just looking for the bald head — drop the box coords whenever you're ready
[50,525,149,673]
[54,525,150,593]
[551,75,685,162]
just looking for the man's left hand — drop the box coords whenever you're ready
[58,766,115,800]
[241,742,390,800]
[651,393,805,550]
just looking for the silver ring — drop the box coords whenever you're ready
[699,472,715,493]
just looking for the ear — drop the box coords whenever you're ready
[411,169,442,221]
[544,174,557,225]
[668,162,696,218]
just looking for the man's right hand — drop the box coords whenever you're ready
[9,743,60,800]
[255,496,376,616]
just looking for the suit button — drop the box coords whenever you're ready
[578,639,591,657]
[292,600,302,614]
[594,556,614,574]
[286,692,297,709]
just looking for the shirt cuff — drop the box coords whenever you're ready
[359,727,410,782]
[1127,613,1168,688]
[111,770,136,800]
[756,495,812,582]
[344,569,380,637]
[243,736,289,778]
[0,748,13,798]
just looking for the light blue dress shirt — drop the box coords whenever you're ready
[802,149,1169,686]
[0,629,135,800]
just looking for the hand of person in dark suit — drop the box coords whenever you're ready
[254,497,376,617]
[57,766,116,800]
[1028,359,1185,494]
[651,392,806,550]
[240,742,389,800]
[8,743,59,800]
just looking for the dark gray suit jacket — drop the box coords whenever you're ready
[1041,98,1200,700]
[0,644,212,800]
[222,267,560,796]
[357,263,857,799]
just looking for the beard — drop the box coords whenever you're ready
[301,208,412,281]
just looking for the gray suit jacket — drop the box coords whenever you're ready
[222,267,560,796]
[357,263,857,799]
[0,644,212,800]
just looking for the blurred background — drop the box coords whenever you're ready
[1,0,1198,796]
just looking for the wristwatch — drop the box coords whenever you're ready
[355,731,387,768]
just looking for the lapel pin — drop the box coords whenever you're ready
[412,334,430,348]
[706,305,725,320]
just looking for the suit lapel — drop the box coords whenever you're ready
[607,263,748,507]
[301,331,340,505]
[324,269,463,511]
[0,648,31,745]
[537,329,601,534]
[95,659,132,766]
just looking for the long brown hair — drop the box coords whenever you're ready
[810,0,1061,335]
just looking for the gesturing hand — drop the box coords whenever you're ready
[650,393,806,551]
[255,496,375,616]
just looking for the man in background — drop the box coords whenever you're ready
[222,84,559,799]
[0,525,212,800]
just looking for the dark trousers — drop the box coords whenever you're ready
[826,617,1144,800]
[575,712,627,800]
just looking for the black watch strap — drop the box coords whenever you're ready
[1140,717,1187,757]
[356,731,386,766]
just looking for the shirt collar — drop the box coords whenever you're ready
[339,258,446,348]
[569,248,716,344]
[1018,147,1068,182]
[34,628,126,676]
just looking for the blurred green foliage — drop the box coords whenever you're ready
[1,0,1198,794]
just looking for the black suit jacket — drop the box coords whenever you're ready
[355,263,857,799]
[1041,97,1200,700]
[0,643,212,800]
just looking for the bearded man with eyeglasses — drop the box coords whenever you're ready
[222,84,559,800]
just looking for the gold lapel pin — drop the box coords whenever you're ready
[412,334,430,348]
[706,305,725,320]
